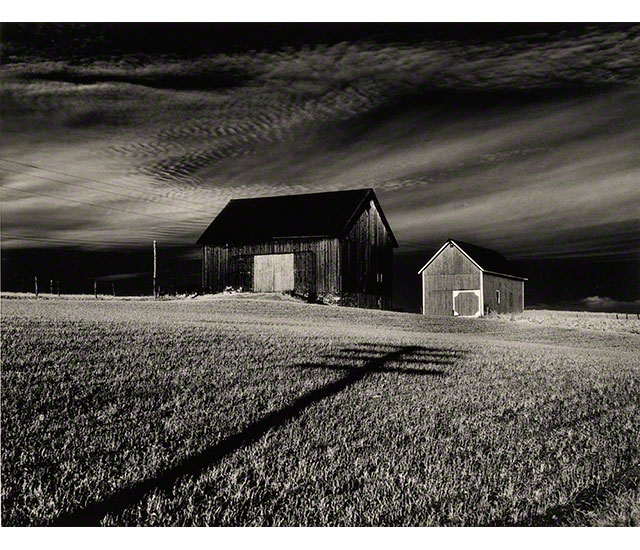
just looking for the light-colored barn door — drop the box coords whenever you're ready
[253,254,294,292]
[452,290,481,317]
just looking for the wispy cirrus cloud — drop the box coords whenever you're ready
[1,24,639,268]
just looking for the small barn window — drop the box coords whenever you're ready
[496,290,501,304]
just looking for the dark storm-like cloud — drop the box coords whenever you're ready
[5,25,640,128]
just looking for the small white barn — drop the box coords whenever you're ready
[418,239,527,317]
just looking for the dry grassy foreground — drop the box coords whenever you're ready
[1,295,639,526]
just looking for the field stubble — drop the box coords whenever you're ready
[1,296,639,526]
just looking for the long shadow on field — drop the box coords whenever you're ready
[49,343,460,526]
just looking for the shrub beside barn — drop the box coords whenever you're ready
[418,240,527,316]
[197,188,398,309]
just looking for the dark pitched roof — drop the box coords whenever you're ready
[419,239,527,280]
[197,188,398,247]
[453,240,526,279]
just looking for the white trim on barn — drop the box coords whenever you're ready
[480,270,484,315]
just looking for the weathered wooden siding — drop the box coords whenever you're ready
[425,243,479,275]
[230,253,253,289]
[423,273,480,291]
[294,251,316,296]
[345,198,393,247]
[203,238,339,295]
[341,200,394,310]
[422,244,481,316]
[341,292,392,310]
[483,273,524,314]
[340,246,393,310]
[341,243,393,293]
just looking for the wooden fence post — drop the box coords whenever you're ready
[50,279,54,295]
[57,280,60,297]
[34,276,38,298]
[112,283,116,297]
[94,280,98,299]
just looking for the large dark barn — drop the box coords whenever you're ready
[418,239,527,317]
[197,188,398,309]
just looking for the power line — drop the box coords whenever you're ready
[1,233,200,248]
[0,219,203,244]
[0,157,220,211]
[397,240,435,249]
[3,236,138,247]
[1,233,146,247]
[0,166,215,216]
[3,233,152,247]
[0,183,203,226]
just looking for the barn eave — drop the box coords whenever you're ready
[482,270,528,281]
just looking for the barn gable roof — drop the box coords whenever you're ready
[197,188,398,247]
[418,239,527,280]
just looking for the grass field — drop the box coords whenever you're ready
[2,295,639,526]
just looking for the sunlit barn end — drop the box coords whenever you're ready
[418,240,527,316]
[197,188,398,309]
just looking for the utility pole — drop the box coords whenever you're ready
[153,240,157,299]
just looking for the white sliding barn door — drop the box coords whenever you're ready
[253,254,294,292]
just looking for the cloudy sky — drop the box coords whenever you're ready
[1,23,639,310]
